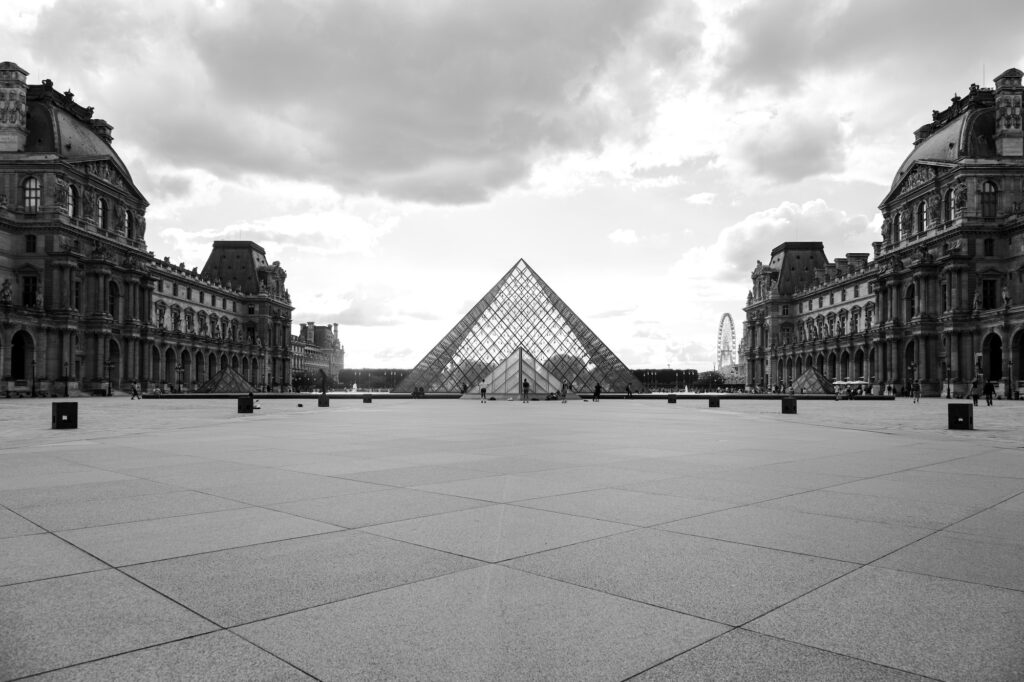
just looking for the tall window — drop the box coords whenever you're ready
[125,212,134,239]
[25,235,37,253]
[916,200,927,233]
[980,181,997,219]
[983,238,995,257]
[943,189,953,222]
[982,279,998,309]
[97,198,106,229]
[108,282,120,320]
[73,280,81,310]
[67,185,78,218]
[21,275,38,307]
[22,177,40,213]
[893,213,902,241]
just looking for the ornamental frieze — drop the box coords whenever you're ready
[897,166,937,197]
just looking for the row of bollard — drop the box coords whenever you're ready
[48,396,978,429]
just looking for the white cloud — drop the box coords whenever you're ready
[608,228,639,244]
[685,192,715,204]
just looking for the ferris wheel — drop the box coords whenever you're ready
[716,313,736,369]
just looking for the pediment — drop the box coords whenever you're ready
[883,161,955,205]
[72,158,146,201]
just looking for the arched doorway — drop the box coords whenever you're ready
[827,352,837,379]
[164,347,176,385]
[982,332,1003,382]
[195,351,205,385]
[208,353,217,380]
[839,350,851,380]
[251,359,260,387]
[854,348,865,380]
[904,339,917,384]
[816,354,825,375]
[231,355,239,371]
[181,349,192,391]
[10,330,34,382]
[1010,329,1024,398]
[150,347,161,388]
[220,354,228,372]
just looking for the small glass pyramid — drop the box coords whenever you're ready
[396,259,640,396]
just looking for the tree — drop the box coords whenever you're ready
[695,371,726,391]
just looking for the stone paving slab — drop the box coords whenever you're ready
[632,628,932,681]
[657,505,933,563]
[747,565,1024,681]
[505,528,856,625]
[125,530,481,627]
[24,631,316,681]
[56,507,340,566]
[2,396,1023,680]
[364,503,634,562]
[0,569,215,680]
[235,564,728,682]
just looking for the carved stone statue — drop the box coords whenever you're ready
[972,286,982,311]
[1003,285,1012,308]
[35,288,44,308]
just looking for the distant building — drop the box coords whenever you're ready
[291,322,344,382]
[743,68,1024,397]
[0,61,294,395]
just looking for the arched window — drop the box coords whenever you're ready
[22,177,40,213]
[97,198,106,230]
[916,200,927,233]
[980,181,997,219]
[67,185,78,218]
[943,189,953,222]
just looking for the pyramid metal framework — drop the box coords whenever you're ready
[396,259,641,395]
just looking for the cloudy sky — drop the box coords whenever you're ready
[5,0,1024,369]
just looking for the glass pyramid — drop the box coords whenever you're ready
[396,259,641,395]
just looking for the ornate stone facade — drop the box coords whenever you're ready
[0,61,294,395]
[743,68,1024,398]
[290,322,345,384]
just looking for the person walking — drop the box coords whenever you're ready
[911,380,921,403]
[130,382,141,400]
[983,380,995,406]
[479,381,487,403]
[560,381,568,404]
[971,380,980,406]
[593,382,602,403]
[625,383,632,398]
[522,378,530,403]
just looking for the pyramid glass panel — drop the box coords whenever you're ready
[396,259,641,395]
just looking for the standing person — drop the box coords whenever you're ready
[625,384,632,398]
[561,381,569,404]
[593,382,602,402]
[912,380,921,403]
[983,380,995,406]
[130,382,141,400]
[971,380,980,406]
[522,378,530,403]
[479,381,487,403]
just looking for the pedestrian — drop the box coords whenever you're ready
[983,380,995,406]
[593,382,602,402]
[626,384,632,398]
[912,380,920,403]
[971,380,980,406]
[479,381,487,403]
[130,382,141,400]
[522,378,530,403]
[561,381,569,404]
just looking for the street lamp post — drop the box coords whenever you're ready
[64,361,69,398]
[31,358,36,397]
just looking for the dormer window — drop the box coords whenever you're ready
[22,177,40,213]
[67,185,78,218]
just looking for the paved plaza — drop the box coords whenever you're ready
[1,396,1023,680]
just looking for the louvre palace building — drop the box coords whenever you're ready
[743,68,1024,398]
[0,61,296,395]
